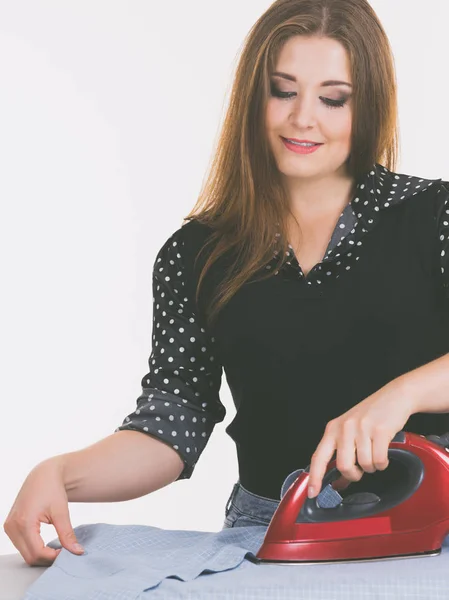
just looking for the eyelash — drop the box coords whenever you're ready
[270,85,348,109]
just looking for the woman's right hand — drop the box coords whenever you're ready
[3,457,84,566]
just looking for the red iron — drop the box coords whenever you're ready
[255,431,449,564]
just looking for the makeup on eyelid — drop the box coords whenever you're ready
[270,84,350,109]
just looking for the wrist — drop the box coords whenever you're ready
[38,453,69,485]
[387,373,422,416]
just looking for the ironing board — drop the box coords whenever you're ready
[0,553,47,600]
[9,522,449,600]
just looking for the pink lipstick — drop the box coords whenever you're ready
[281,137,323,154]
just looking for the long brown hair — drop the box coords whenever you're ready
[183,0,399,327]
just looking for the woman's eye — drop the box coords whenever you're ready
[321,97,347,109]
[270,84,348,109]
[270,87,296,99]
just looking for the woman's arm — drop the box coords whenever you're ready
[61,430,184,502]
[394,352,449,414]
[306,352,449,499]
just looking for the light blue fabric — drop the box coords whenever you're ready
[22,473,449,599]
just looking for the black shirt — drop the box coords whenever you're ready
[116,162,449,500]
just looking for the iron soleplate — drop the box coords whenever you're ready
[250,547,441,566]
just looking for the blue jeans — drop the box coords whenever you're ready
[222,481,279,529]
[222,470,343,530]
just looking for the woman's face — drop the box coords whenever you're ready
[265,35,353,182]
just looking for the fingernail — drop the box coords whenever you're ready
[308,486,315,498]
[73,543,84,553]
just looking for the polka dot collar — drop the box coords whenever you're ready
[270,162,442,285]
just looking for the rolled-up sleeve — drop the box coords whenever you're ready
[115,225,226,480]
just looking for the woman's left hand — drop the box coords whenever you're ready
[307,381,417,498]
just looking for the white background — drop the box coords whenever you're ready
[1,0,448,555]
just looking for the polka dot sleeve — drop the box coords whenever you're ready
[435,180,449,300]
[115,226,226,480]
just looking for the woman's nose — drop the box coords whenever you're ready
[289,97,317,129]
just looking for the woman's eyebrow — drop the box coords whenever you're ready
[271,71,352,88]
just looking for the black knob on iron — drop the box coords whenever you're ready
[341,492,380,505]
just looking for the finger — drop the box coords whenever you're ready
[23,528,63,566]
[6,520,61,567]
[372,432,390,471]
[331,475,352,491]
[336,423,364,482]
[308,435,337,498]
[354,433,376,473]
[51,509,84,555]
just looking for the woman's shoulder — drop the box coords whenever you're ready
[154,218,218,270]
[374,164,448,221]
[156,218,214,247]
[180,217,216,239]
[173,218,217,256]
[376,164,441,202]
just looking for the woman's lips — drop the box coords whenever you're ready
[281,137,323,154]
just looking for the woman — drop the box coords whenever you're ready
[118,0,449,526]
[5,0,449,569]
